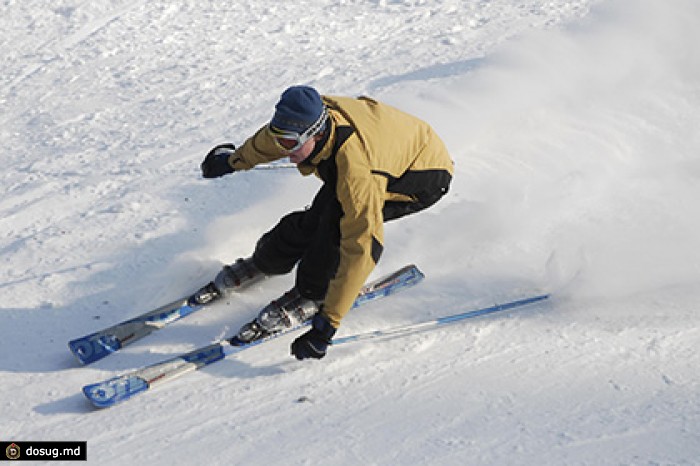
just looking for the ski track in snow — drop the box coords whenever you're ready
[2,0,700,465]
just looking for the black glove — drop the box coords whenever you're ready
[291,313,336,360]
[201,143,236,178]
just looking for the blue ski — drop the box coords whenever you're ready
[82,264,424,408]
[69,282,221,365]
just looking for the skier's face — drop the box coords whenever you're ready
[287,137,317,164]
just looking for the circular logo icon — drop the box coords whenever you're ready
[6,443,20,460]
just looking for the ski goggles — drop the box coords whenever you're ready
[268,107,328,152]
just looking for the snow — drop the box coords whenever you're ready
[2,0,700,464]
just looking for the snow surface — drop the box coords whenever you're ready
[2,0,700,464]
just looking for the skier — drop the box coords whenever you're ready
[200,85,453,360]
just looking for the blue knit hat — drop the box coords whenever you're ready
[270,86,326,134]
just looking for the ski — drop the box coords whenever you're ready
[69,282,222,365]
[82,264,425,408]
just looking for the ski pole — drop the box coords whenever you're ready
[332,294,549,345]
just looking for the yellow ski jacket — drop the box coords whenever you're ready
[228,95,453,328]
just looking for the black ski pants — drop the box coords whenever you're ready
[252,174,450,300]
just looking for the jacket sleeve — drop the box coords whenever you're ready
[321,146,385,328]
[227,126,286,171]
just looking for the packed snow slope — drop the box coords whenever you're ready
[2,0,700,464]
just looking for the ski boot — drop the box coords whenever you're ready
[190,257,264,306]
[213,257,264,297]
[230,288,321,346]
